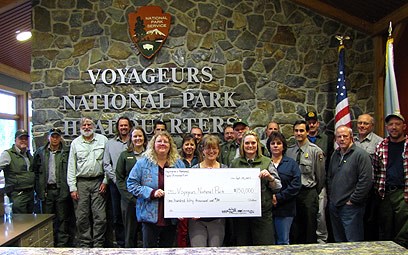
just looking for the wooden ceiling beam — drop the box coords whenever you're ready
[372,3,408,36]
[0,63,31,83]
[291,0,373,34]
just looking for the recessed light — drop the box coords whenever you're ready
[16,31,32,41]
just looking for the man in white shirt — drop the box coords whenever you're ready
[67,117,108,248]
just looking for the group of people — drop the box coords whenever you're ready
[0,111,406,249]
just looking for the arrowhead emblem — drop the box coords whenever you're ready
[128,6,171,59]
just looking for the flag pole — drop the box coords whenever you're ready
[334,35,352,135]
[388,21,392,37]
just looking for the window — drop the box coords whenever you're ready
[0,87,31,153]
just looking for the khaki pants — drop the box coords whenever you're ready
[74,177,106,248]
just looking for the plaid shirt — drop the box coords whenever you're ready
[373,135,408,202]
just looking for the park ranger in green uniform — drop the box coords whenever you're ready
[286,120,325,244]
[33,128,73,247]
[0,129,34,213]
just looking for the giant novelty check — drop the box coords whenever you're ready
[164,168,261,218]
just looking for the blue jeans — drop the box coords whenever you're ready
[274,216,294,244]
[329,202,365,242]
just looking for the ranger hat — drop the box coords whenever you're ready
[305,111,318,121]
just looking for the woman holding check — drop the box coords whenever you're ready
[189,134,227,247]
[230,130,281,245]
[127,131,185,248]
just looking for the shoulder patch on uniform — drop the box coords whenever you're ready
[319,153,324,161]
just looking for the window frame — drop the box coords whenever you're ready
[0,85,30,131]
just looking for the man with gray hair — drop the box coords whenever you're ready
[354,113,383,158]
[67,117,108,247]
[354,113,383,241]
[328,125,372,242]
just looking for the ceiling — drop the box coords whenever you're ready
[0,0,407,80]
[0,0,31,77]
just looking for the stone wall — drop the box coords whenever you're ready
[31,0,375,147]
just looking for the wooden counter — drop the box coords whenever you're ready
[0,241,405,254]
[0,214,54,247]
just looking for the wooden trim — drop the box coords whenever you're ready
[0,63,30,83]
[392,22,407,46]
[16,93,28,129]
[0,84,26,95]
[373,36,385,136]
[372,3,408,36]
[0,113,19,120]
[290,0,373,34]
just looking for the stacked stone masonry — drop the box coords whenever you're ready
[31,0,374,147]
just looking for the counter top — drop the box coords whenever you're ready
[0,241,405,254]
[0,214,54,246]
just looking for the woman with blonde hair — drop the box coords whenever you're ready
[230,130,282,245]
[127,131,185,248]
[189,134,227,247]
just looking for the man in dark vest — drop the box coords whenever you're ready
[33,128,73,247]
[0,129,34,213]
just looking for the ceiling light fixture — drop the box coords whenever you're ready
[16,30,32,42]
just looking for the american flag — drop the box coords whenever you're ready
[334,45,351,130]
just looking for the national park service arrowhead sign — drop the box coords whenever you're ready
[128,6,171,59]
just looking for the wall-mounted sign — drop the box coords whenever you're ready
[128,6,171,59]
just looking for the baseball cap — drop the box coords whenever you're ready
[305,111,318,121]
[233,118,249,129]
[48,128,62,136]
[385,112,405,123]
[15,129,29,139]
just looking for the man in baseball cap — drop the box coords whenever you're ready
[373,111,407,248]
[15,129,29,139]
[232,118,249,129]
[33,127,73,246]
[304,111,333,244]
[0,128,34,213]
[385,112,405,123]
[48,128,62,136]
